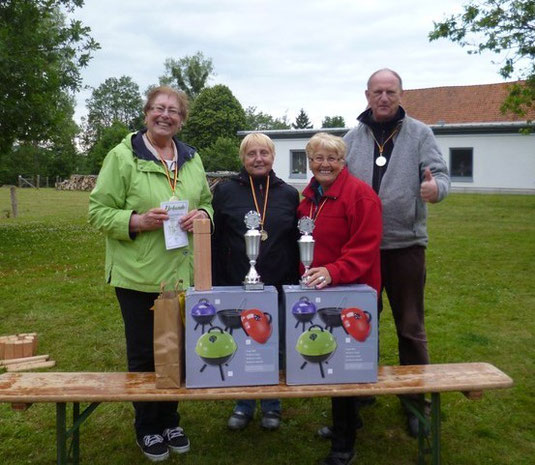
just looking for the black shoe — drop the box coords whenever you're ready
[227,411,252,430]
[320,450,356,465]
[261,410,281,430]
[136,434,169,462]
[162,426,190,454]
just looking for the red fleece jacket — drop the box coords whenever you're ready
[297,167,382,293]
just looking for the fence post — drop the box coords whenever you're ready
[10,186,18,218]
[18,175,22,188]
[36,175,40,189]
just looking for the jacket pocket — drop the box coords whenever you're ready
[135,231,153,262]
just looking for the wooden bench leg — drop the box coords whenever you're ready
[55,402,100,465]
[431,393,441,465]
[72,403,80,464]
[56,403,67,465]
[401,395,442,465]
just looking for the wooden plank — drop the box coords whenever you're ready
[0,355,49,367]
[21,340,33,358]
[0,363,513,403]
[6,360,56,372]
[193,218,212,291]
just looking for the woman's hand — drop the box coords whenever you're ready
[179,209,209,233]
[130,208,169,233]
[304,267,332,289]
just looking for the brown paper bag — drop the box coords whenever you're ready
[152,281,185,389]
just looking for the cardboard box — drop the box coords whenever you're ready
[284,284,378,385]
[185,286,279,388]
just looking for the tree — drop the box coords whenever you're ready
[160,51,215,101]
[244,106,291,130]
[292,109,313,129]
[84,76,143,147]
[0,0,99,157]
[85,121,130,174]
[0,81,81,185]
[429,0,535,118]
[199,137,241,172]
[181,84,246,151]
[322,115,346,128]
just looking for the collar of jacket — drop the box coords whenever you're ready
[302,166,350,203]
[234,167,284,187]
[130,128,196,170]
[357,106,406,132]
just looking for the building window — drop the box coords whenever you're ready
[290,150,307,179]
[450,148,473,182]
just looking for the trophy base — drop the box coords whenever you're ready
[243,282,265,291]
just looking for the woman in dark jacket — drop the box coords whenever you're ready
[212,132,300,431]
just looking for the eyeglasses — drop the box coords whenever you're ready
[150,105,180,116]
[308,156,343,164]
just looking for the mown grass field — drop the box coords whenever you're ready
[0,187,534,465]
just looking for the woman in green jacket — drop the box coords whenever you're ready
[89,86,213,462]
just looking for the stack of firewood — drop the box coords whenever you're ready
[55,175,98,191]
[0,333,55,372]
[206,171,237,192]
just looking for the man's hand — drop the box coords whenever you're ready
[420,167,439,203]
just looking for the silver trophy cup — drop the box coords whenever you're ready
[243,211,264,290]
[298,217,315,288]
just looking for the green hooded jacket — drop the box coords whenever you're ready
[88,131,213,293]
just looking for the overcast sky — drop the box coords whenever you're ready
[73,0,506,128]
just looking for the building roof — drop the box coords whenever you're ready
[401,81,535,125]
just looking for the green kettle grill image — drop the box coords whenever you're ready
[295,324,337,378]
[195,326,237,381]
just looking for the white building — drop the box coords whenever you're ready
[240,82,535,194]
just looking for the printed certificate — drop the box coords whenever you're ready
[161,200,189,250]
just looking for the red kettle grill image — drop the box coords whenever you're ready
[340,307,372,342]
[240,309,273,344]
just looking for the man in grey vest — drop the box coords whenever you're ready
[345,68,449,437]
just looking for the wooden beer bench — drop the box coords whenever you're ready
[0,362,512,465]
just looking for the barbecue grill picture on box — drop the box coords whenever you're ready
[284,284,378,385]
[185,286,279,388]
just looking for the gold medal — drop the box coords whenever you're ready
[369,126,399,169]
[261,229,268,241]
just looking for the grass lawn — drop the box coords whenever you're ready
[0,187,533,464]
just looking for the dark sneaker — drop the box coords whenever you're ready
[162,426,190,454]
[227,411,252,430]
[260,411,281,430]
[320,450,356,465]
[136,434,169,462]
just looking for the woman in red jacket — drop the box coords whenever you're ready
[297,132,382,465]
